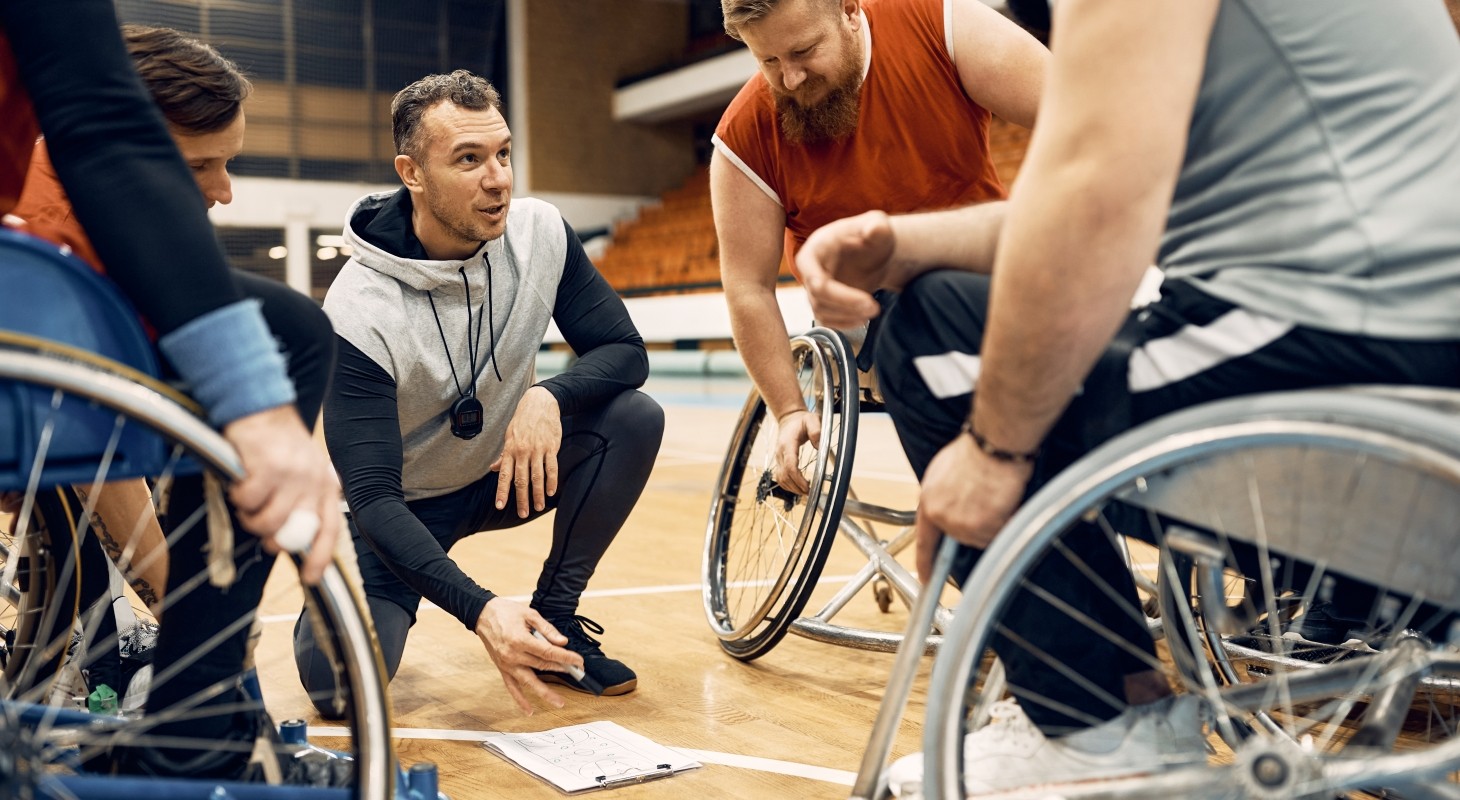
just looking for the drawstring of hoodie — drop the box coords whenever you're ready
[484,254,502,382]
[425,258,502,399]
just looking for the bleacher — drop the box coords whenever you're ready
[594,169,726,297]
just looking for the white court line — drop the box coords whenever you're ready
[310,726,856,786]
[678,748,855,786]
[260,574,857,625]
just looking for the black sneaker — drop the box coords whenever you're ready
[534,615,637,696]
[1224,602,1380,669]
[1286,602,1375,645]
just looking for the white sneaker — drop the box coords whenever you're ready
[886,696,1209,798]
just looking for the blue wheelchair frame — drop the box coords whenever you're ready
[0,229,430,800]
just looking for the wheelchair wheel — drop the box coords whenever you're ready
[0,490,73,698]
[703,328,859,660]
[9,486,169,711]
[0,346,394,800]
[0,513,16,672]
[919,388,1460,800]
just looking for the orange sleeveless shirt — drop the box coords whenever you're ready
[10,140,105,271]
[3,36,145,333]
[714,0,1006,259]
[0,31,41,219]
[2,32,105,272]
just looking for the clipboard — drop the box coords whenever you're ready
[480,720,701,793]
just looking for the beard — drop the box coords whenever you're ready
[422,180,509,247]
[774,34,863,145]
[777,81,861,145]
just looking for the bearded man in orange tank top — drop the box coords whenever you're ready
[711,0,1046,493]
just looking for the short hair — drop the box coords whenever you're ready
[122,24,252,134]
[391,70,503,160]
[722,0,838,40]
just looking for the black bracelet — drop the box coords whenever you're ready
[960,420,1040,464]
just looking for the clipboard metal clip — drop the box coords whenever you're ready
[595,764,674,789]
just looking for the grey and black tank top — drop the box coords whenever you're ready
[1161,0,1460,340]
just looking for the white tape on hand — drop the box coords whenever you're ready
[274,508,320,554]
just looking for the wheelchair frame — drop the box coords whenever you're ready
[1,231,401,799]
[702,328,954,661]
[0,349,397,800]
[855,386,1460,800]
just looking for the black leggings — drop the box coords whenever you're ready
[143,272,334,754]
[293,389,663,711]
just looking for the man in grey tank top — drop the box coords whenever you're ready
[793,0,1460,794]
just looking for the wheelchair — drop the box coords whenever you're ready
[701,325,956,660]
[853,385,1460,799]
[0,228,399,799]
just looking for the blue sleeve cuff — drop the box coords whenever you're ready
[157,299,296,427]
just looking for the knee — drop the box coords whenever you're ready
[611,390,665,449]
[874,297,922,395]
[265,297,335,424]
[293,595,411,718]
[281,301,335,377]
[633,390,665,437]
[290,302,335,360]
[292,610,345,717]
[890,270,990,339]
[875,270,991,389]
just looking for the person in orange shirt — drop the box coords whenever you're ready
[9,23,339,723]
[0,8,338,570]
[11,23,334,446]
[17,26,249,269]
[711,0,1046,492]
[10,27,334,631]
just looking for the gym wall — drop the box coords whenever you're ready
[523,0,700,198]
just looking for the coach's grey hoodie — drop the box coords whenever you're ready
[324,188,641,501]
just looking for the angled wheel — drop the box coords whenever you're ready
[0,345,394,799]
[920,388,1460,800]
[702,328,859,660]
[0,490,74,699]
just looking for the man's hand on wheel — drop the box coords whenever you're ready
[224,405,341,585]
[914,434,1034,582]
[773,409,822,494]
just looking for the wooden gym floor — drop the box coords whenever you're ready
[253,374,930,799]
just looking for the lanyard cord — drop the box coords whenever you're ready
[485,254,503,382]
[426,265,488,399]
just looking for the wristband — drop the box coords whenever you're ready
[961,420,1039,464]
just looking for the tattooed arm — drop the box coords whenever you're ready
[73,481,167,613]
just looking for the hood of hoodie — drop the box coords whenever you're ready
[343,188,496,292]
[325,188,570,501]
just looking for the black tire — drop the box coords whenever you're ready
[702,329,859,660]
